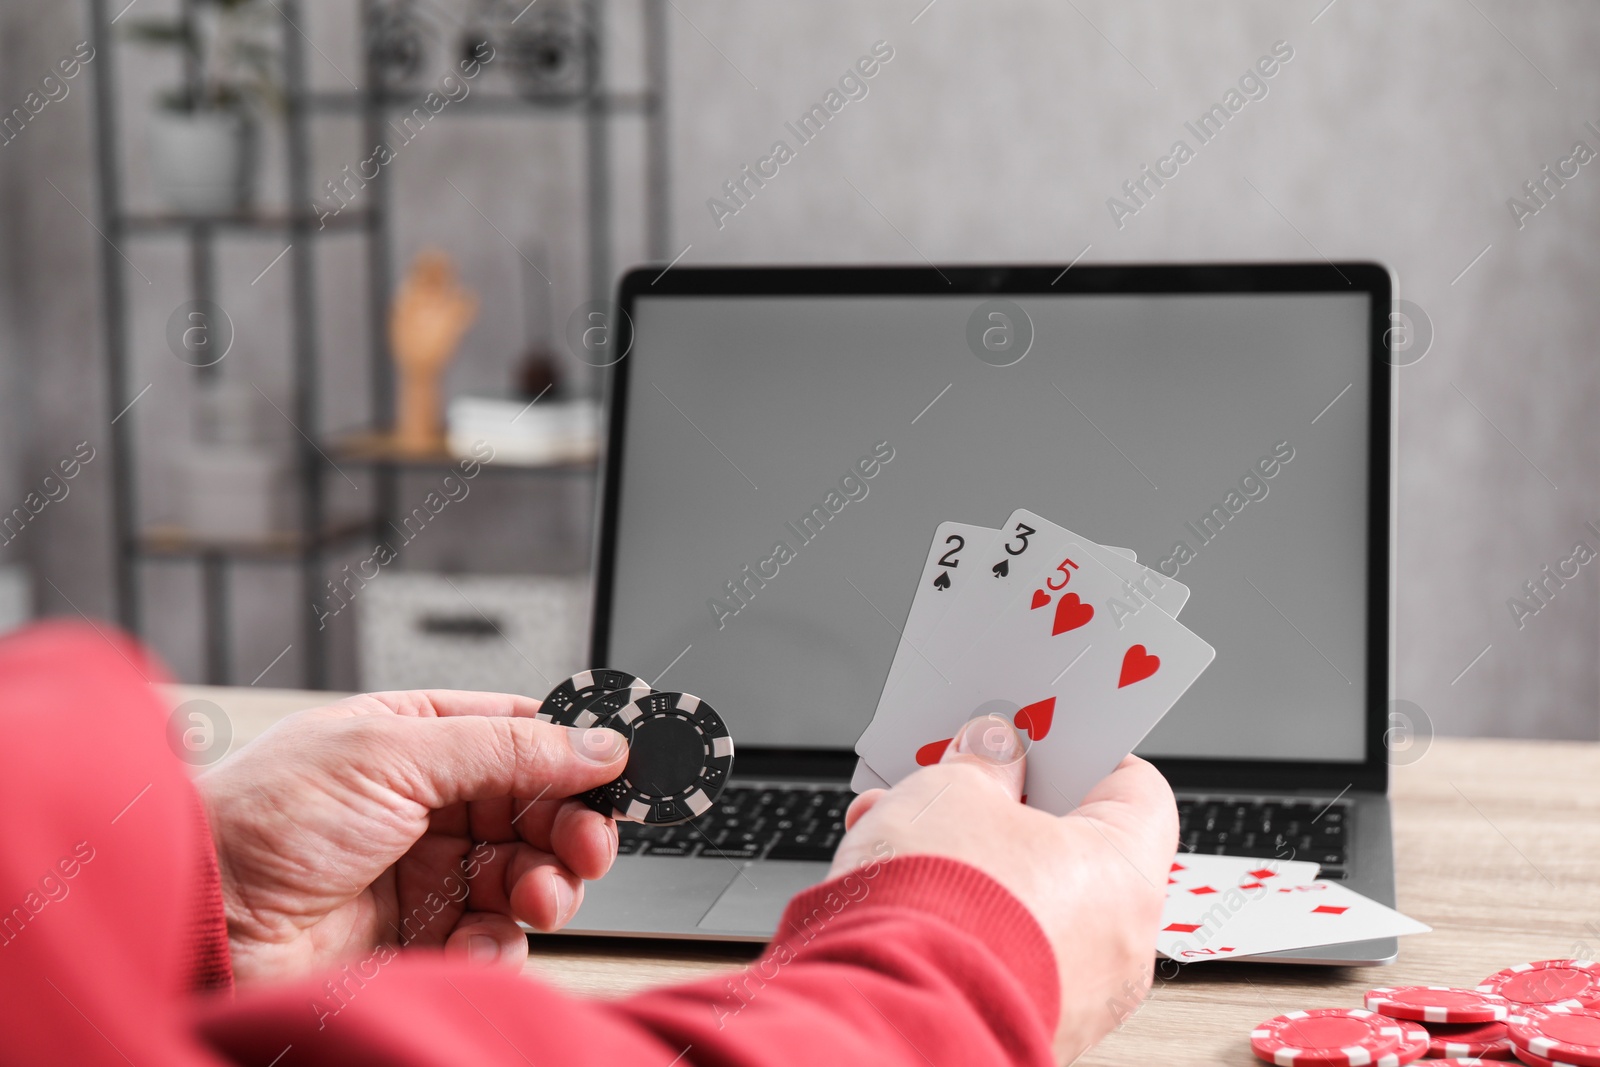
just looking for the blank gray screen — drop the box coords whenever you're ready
[605,292,1373,762]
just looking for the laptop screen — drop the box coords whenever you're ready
[601,287,1375,764]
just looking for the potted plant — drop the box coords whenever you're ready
[126,0,278,216]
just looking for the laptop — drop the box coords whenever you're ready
[566,262,1398,966]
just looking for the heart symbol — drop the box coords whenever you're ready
[915,737,952,766]
[992,559,1009,578]
[1030,588,1050,610]
[1014,697,1055,741]
[1051,593,1093,636]
[932,571,951,591]
[1118,644,1160,687]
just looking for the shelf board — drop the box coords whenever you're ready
[300,89,656,116]
[329,431,599,474]
[119,210,372,235]
[136,519,371,561]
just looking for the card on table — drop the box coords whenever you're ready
[1161,853,1322,952]
[1157,875,1430,962]
[857,541,1215,814]
[1166,852,1322,894]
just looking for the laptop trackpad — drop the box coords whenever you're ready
[698,861,831,935]
[564,857,741,936]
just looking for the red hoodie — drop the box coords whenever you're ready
[0,622,1059,1066]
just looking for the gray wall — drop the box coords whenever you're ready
[2,0,1597,743]
[1,0,109,626]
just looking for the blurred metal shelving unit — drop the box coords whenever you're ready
[87,0,669,688]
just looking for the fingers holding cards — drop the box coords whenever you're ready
[849,509,1430,964]
[855,515,1215,815]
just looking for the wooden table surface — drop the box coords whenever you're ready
[175,684,1600,1065]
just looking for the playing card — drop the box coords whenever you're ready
[1004,510,1189,618]
[858,541,1214,814]
[851,523,1000,792]
[1166,852,1321,893]
[998,545,1212,814]
[1160,854,1322,950]
[1157,877,1430,963]
[879,522,1001,695]
[855,509,1174,767]
[850,761,890,792]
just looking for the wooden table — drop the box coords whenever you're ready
[175,684,1600,1065]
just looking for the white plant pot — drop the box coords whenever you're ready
[147,109,254,216]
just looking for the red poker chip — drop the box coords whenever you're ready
[1508,1006,1600,1067]
[1427,1060,1525,1067]
[1251,1008,1405,1066]
[1387,1020,1429,1065]
[1511,1045,1587,1067]
[1423,1018,1517,1058]
[1366,985,1511,1023]
[1480,961,1600,1010]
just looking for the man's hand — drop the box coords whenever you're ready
[196,690,628,986]
[832,715,1177,1065]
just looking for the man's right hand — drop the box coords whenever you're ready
[830,715,1178,1065]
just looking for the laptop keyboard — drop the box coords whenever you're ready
[1177,795,1352,879]
[616,784,851,863]
[615,788,1353,876]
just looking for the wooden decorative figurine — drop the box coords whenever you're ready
[389,249,478,454]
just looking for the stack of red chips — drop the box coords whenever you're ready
[1249,959,1600,1065]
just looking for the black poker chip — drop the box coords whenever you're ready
[538,670,648,727]
[568,680,655,727]
[581,691,734,825]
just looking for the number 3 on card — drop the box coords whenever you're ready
[1003,522,1035,555]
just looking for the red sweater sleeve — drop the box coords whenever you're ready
[621,854,1060,1066]
[194,855,1059,1067]
[0,622,224,1065]
[184,789,235,994]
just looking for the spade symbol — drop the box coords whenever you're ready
[992,559,1009,578]
[932,571,952,591]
